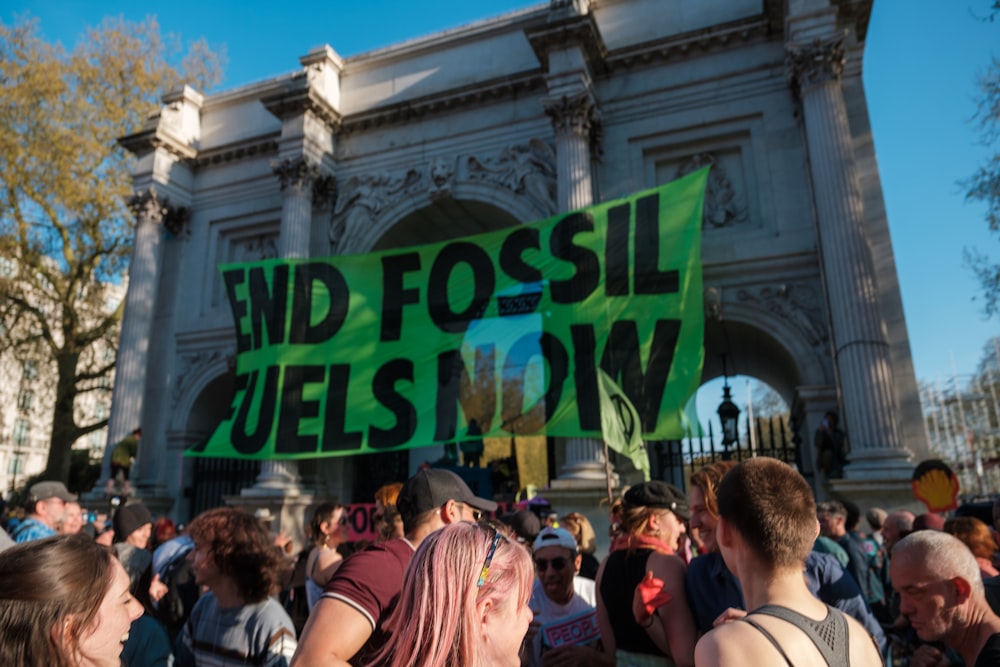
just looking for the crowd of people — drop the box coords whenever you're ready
[2,461,1000,666]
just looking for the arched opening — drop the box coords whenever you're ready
[185,370,260,517]
[643,375,803,489]
[350,199,524,501]
[373,199,520,251]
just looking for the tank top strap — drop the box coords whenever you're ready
[747,604,849,667]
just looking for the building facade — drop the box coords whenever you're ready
[110,0,929,526]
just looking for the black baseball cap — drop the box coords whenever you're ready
[623,481,690,521]
[397,468,497,525]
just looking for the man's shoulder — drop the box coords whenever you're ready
[336,538,414,574]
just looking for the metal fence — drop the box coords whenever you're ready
[648,415,802,489]
[190,457,260,517]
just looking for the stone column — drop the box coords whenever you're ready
[545,90,595,211]
[247,157,321,493]
[543,91,612,484]
[788,34,913,479]
[101,190,187,484]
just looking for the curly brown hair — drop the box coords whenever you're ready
[187,507,288,603]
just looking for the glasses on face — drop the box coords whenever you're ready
[534,556,570,572]
[477,522,506,588]
[454,502,483,522]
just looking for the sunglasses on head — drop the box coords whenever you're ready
[477,522,506,587]
[534,556,570,572]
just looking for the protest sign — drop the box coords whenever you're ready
[188,167,707,459]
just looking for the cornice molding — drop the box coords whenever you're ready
[605,17,770,73]
[261,73,342,133]
[118,125,197,161]
[188,136,280,170]
[340,72,545,134]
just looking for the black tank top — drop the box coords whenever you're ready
[741,604,850,667]
[599,549,663,656]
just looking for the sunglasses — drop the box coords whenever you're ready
[454,502,483,522]
[533,556,570,572]
[339,515,349,527]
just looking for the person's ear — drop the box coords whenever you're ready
[952,577,973,604]
[441,500,458,524]
[717,516,733,548]
[812,519,821,540]
[574,553,582,574]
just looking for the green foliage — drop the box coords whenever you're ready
[0,15,224,482]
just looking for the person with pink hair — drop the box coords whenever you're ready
[364,521,534,667]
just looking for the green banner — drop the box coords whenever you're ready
[189,167,708,459]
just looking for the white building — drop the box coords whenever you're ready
[110,0,930,530]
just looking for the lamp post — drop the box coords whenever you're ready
[717,355,740,459]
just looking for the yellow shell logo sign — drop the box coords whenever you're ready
[911,459,960,513]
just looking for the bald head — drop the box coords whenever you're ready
[892,530,983,596]
[883,510,915,551]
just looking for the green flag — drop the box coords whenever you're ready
[190,167,707,459]
[598,368,649,481]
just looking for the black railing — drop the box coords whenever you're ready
[649,415,801,488]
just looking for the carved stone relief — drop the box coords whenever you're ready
[428,156,456,201]
[241,235,279,261]
[330,140,558,248]
[736,283,829,353]
[675,152,748,229]
[466,139,557,212]
[330,168,423,248]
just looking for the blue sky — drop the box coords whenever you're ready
[4,1,998,407]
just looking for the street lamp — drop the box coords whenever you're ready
[717,355,740,458]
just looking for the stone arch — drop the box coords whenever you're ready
[171,353,236,434]
[339,181,553,256]
[701,295,832,407]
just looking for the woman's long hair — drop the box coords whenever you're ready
[0,534,115,667]
[368,521,533,667]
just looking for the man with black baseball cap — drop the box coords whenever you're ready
[292,468,496,667]
[13,480,77,543]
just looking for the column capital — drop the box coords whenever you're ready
[543,90,599,140]
[785,33,845,92]
[786,34,845,94]
[127,189,190,236]
[272,156,321,192]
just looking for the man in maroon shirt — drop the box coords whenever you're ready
[291,468,496,667]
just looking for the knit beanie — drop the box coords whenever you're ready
[113,504,153,542]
